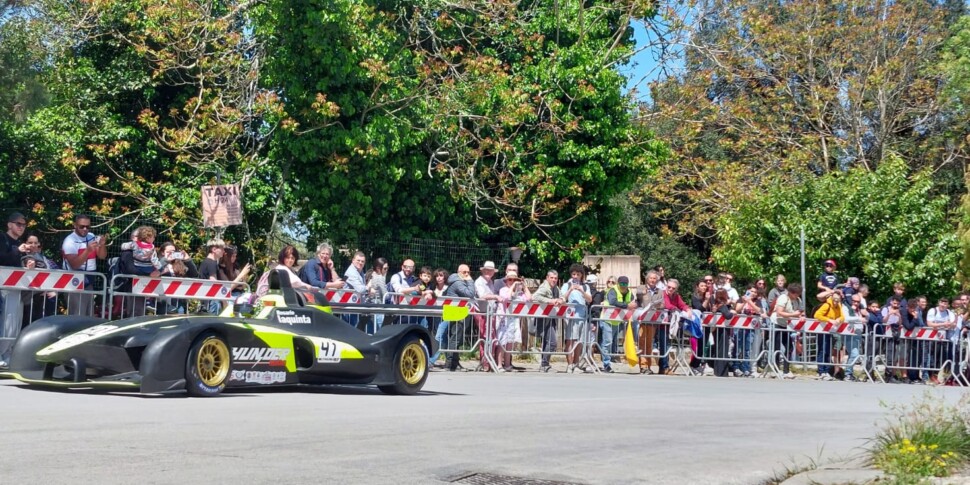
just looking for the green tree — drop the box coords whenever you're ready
[259,0,664,262]
[645,0,953,236]
[713,155,960,300]
[15,0,282,255]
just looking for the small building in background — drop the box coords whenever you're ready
[582,255,642,291]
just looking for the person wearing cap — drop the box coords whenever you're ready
[560,263,592,373]
[1,212,30,267]
[842,277,860,299]
[475,261,502,371]
[0,212,31,366]
[602,276,637,373]
[816,259,840,300]
[496,270,530,372]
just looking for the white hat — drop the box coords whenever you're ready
[480,261,497,271]
[585,274,598,284]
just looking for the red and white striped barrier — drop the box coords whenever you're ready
[324,289,360,304]
[506,302,577,318]
[132,277,233,300]
[901,328,947,341]
[399,295,473,308]
[786,318,861,335]
[0,268,85,291]
[597,307,668,323]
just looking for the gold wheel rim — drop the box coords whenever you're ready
[400,342,426,386]
[197,338,230,387]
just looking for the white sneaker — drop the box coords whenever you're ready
[819,373,832,381]
[784,372,796,379]
[733,369,744,378]
[703,365,715,376]
[567,364,577,374]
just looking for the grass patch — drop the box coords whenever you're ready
[870,392,970,483]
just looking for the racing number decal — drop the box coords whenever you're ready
[318,339,340,363]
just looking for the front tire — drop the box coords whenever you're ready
[185,332,231,397]
[378,336,428,395]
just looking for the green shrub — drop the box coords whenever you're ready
[871,393,970,481]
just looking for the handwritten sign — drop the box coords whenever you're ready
[201,184,243,227]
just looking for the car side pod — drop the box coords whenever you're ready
[7,315,107,379]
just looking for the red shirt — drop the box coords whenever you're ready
[664,292,690,313]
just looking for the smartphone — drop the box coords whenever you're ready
[171,251,185,260]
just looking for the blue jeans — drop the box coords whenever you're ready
[429,321,449,364]
[657,325,669,370]
[816,334,833,375]
[735,329,752,373]
[365,314,384,334]
[844,335,860,377]
[340,313,359,328]
[599,322,614,367]
[207,299,221,315]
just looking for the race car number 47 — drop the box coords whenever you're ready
[318,339,341,363]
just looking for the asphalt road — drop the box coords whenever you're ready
[0,372,965,485]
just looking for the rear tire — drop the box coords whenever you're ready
[185,332,231,397]
[378,336,428,395]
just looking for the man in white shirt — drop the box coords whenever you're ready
[61,215,108,315]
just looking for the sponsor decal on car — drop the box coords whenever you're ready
[275,309,312,326]
[39,324,119,354]
[232,347,290,367]
[317,339,341,363]
[249,370,285,384]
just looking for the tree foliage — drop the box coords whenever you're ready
[645,0,956,236]
[9,0,282,256]
[260,0,664,261]
[713,155,960,300]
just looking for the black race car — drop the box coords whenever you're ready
[1,270,449,396]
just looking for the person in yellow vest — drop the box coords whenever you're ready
[603,276,638,373]
[813,292,844,381]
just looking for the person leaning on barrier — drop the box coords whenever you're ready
[637,270,665,373]
[443,264,477,371]
[117,236,160,318]
[841,294,867,382]
[61,214,108,316]
[531,269,562,373]
[219,245,252,298]
[277,245,315,292]
[881,296,906,383]
[771,283,803,379]
[1,212,29,267]
[301,242,344,290]
[926,297,955,385]
[341,251,367,328]
[199,238,226,314]
[813,290,844,381]
[659,278,690,375]
[561,263,592,374]
[602,276,637,373]
[427,268,451,367]
[496,270,529,372]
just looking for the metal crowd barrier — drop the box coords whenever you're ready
[487,300,585,373]
[0,267,107,367]
[765,317,870,380]
[868,327,968,385]
[393,294,479,367]
[681,312,770,378]
[588,306,683,374]
[108,274,248,318]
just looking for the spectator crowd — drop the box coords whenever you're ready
[1,211,968,385]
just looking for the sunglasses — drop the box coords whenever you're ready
[77,224,90,229]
